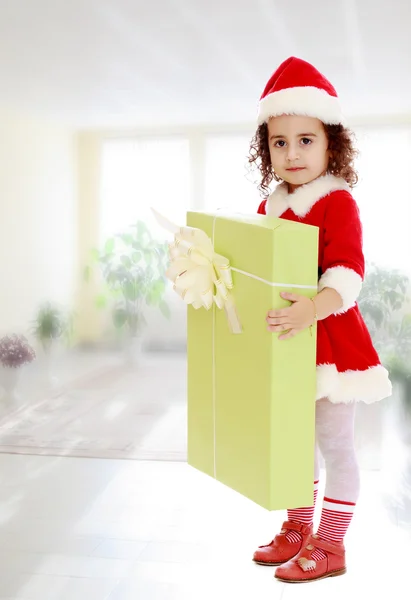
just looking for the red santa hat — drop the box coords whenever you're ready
[257,57,345,126]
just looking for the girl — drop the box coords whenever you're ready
[249,57,392,583]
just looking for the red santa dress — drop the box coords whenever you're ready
[257,174,392,404]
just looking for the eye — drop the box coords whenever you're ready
[274,140,286,148]
[301,137,312,145]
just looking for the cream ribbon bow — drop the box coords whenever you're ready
[152,209,242,334]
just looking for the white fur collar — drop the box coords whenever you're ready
[266,174,350,218]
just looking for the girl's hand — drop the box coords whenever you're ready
[266,292,316,340]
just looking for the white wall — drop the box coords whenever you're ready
[0,109,77,339]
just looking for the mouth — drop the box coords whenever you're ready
[286,167,306,172]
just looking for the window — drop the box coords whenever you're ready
[100,137,190,242]
[204,134,258,214]
[354,126,411,276]
[99,128,411,279]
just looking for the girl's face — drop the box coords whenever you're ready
[267,115,330,191]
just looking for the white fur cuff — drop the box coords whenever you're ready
[318,266,362,313]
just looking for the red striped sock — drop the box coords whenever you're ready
[312,497,355,561]
[285,480,319,544]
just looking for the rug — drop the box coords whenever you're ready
[0,353,187,461]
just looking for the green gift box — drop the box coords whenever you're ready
[186,211,319,511]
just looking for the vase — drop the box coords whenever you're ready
[124,333,145,367]
[0,365,21,402]
[39,344,60,389]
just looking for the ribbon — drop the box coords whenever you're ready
[152,209,242,334]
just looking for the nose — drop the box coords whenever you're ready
[286,144,300,162]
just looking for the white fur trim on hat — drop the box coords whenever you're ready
[266,174,349,218]
[257,86,345,126]
[316,363,392,404]
[318,266,362,313]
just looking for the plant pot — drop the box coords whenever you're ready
[0,365,21,402]
[124,333,145,367]
[39,343,60,389]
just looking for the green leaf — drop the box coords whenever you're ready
[117,233,133,245]
[131,240,143,252]
[147,279,166,303]
[90,247,100,262]
[132,251,142,263]
[137,220,149,236]
[95,294,108,309]
[159,300,171,319]
[132,220,145,241]
[146,294,155,306]
[99,254,112,265]
[107,271,119,287]
[120,255,132,268]
[154,278,166,294]
[112,306,127,329]
[83,265,92,282]
[123,281,137,301]
[144,266,154,283]
[143,249,153,264]
[104,238,115,254]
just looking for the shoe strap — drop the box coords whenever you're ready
[305,535,345,557]
[281,521,312,535]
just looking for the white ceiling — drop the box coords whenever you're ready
[0,0,410,128]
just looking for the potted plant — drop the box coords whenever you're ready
[358,263,411,524]
[30,302,74,387]
[0,334,36,401]
[31,302,74,351]
[358,263,411,399]
[85,219,170,363]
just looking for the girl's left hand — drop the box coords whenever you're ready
[266,292,316,340]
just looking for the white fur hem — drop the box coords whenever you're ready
[316,364,392,404]
[257,86,345,126]
[318,266,362,313]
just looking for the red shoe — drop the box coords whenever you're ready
[252,521,313,566]
[274,534,346,582]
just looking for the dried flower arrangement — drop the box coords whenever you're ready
[0,334,36,368]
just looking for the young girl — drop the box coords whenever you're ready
[249,57,392,583]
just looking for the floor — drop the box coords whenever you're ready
[0,349,410,599]
[0,454,409,600]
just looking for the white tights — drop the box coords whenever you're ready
[313,398,360,503]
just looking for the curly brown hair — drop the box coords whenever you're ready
[248,122,358,199]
